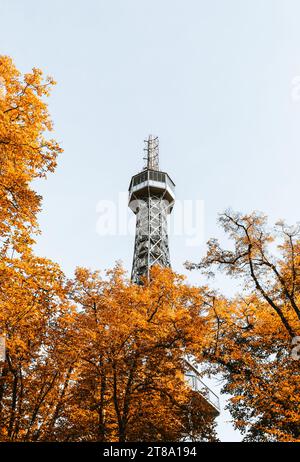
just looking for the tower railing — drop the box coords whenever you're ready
[185,372,220,412]
[129,170,175,192]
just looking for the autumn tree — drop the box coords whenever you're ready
[0,55,62,256]
[187,210,300,441]
[48,264,219,442]
[0,56,71,441]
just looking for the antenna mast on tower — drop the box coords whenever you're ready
[143,134,159,171]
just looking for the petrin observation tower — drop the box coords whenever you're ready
[129,135,175,284]
[128,136,220,418]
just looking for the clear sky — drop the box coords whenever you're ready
[1,0,300,441]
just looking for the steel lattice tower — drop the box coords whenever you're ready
[128,136,220,416]
[129,135,175,284]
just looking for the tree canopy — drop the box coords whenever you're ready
[1,56,299,442]
[187,210,300,441]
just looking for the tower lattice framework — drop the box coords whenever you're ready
[129,135,175,284]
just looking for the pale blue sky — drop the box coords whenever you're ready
[1,0,300,441]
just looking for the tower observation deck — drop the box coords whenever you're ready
[129,135,175,284]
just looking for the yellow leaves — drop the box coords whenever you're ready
[52,264,218,442]
[0,56,71,442]
[202,290,300,440]
[0,55,62,257]
[230,395,244,403]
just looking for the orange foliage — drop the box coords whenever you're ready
[188,210,300,441]
[0,55,62,256]
[0,56,69,441]
[55,265,218,442]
